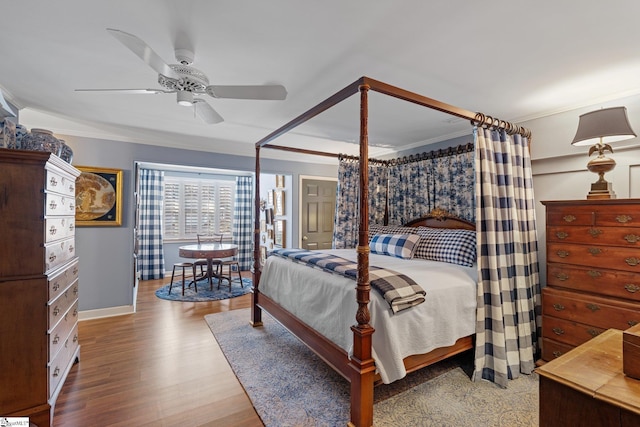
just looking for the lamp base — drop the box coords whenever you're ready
[587,180,616,199]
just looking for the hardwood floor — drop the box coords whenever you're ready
[53,275,264,427]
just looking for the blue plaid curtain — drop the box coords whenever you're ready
[333,159,387,248]
[232,176,253,270]
[472,127,541,388]
[387,150,475,225]
[138,169,165,280]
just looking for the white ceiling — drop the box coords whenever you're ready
[3,1,640,162]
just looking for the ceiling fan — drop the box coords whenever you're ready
[76,28,287,124]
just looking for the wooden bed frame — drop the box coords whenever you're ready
[251,77,530,427]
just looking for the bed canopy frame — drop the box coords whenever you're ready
[251,76,531,427]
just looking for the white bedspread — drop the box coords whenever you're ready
[258,249,477,384]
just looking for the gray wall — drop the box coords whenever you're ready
[64,134,336,315]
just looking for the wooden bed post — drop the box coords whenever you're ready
[348,83,376,427]
[251,145,263,327]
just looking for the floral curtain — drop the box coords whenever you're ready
[472,127,541,387]
[387,148,474,225]
[333,159,387,248]
[138,168,165,280]
[233,176,254,270]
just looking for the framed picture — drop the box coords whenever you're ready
[260,219,266,232]
[276,175,285,188]
[75,166,123,226]
[274,190,285,216]
[265,208,273,225]
[267,189,274,206]
[260,245,267,266]
[274,219,285,247]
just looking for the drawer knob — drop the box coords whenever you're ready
[49,253,57,263]
[49,225,57,235]
[557,250,569,258]
[563,215,576,223]
[588,228,602,238]
[556,231,569,239]
[53,367,60,378]
[50,176,58,187]
[629,320,639,327]
[52,282,60,292]
[617,215,633,223]
[552,327,565,336]
[625,284,640,293]
[624,234,640,244]
[587,329,600,337]
[49,200,57,210]
[552,351,563,358]
[553,303,565,311]
[52,334,60,344]
[586,303,600,312]
[73,334,79,343]
[588,247,602,255]
[555,272,569,281]
[53,306,60,316]
[587,270,602,278]
[626,257,640,266]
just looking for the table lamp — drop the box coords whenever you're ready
[571,106,636,199]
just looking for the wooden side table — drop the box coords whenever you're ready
[537,329,640,426]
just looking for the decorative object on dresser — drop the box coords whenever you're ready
[0,149,81,427]
[541,199,640,362]
[571,106,637,199]
[537,328,640,426]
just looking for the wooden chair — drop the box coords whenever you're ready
[210,233,243,287]
[195,234,223,290]
[168,262,196,296]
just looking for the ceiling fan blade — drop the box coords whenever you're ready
[205,85,287,100]
[75,88,175,94]
[193,99,224,124]
[106,28,180,79]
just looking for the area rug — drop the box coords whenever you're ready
[155,277,252,302]
[205,308,539,426]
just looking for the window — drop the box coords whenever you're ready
[163,176,235,240]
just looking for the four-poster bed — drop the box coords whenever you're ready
[251,76,538,427]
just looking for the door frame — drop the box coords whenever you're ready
[298,175,338,248]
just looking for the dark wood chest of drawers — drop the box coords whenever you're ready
[0,149,80,426]
[541,199,640,361]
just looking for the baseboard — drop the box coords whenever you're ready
[79,305,135,321]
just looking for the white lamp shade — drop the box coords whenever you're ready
[571,106,636,146]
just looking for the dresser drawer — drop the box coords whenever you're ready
[49,293,78,334]
[49,306,79,361]
[543,287,640,330]
[547,225,640,246]
[547,263,640,302]
[44,191,76,217]
[44,216,76,244]
[541,337,575,361]
[45,168,77,198]
[48,258,79,301]
[547,242,640,273]
[45,237,76,272]
[542,314,606,347]
[48,323,79,397]
[546,204,640,227]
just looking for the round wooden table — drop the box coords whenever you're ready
[178,243,238,290]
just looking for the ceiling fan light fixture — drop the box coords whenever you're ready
[177,91,193,106]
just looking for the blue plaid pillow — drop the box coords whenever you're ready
[368,224,418,244]
[414,227,476,267]
[369,233,420,259]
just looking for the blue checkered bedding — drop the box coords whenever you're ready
[270,248,426,313]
